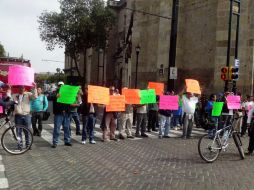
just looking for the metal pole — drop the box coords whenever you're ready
[135,51,139,88]
[167,0,179,92]
[225,0,233,92]
[232,0,240,94]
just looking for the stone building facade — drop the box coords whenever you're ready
[65,0,254,95]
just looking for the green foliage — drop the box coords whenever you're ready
[0,43,5,57]
[38,0,115,53]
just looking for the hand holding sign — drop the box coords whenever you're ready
[185,79,201,95]
[106,95,126,112]
[57,85,80,104]
[148,82,164,95]
[88,85,110,105]
[8,65,34,86]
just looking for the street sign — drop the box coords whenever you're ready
[169,67,177,79]
[234,59,240,68]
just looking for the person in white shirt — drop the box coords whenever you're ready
[241,95,253,136]
[182,92,199,139]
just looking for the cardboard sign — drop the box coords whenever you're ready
[159,95,179,110]
[212,102,224,116]
[8,65,34,86]
[227,95,241,109]
[185,79,201,94]
[140,89,156,104]
[122,89,140,104]
[88,85,109,105]
[57,85,80,104]
[148,82,164,95]
[106,95,125,112]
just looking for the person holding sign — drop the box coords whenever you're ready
[12,83,38,149]
[246,105,254,155]
[204,94,218,138]
[135,104,149,138]
[118,87,134,139]
[158,92,173,138]
[242,95,254,136]
[182,92,199,139]
[51,82,72,148]
[102,86,118,142]
[81,87,97,144]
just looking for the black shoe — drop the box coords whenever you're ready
[163,135,170,138]
[76,132,82,136]
[119,134,125,140]
[37,133,41,137]
[181,136,187,139]
[245,151,253,156]
[51,144,57,148]
[135,134,141,138]
[147,129,151,132]
[152,129,158,132]
[141,133,148,138]
[110,138,119,142]
[127,135,134,139]
[64,143,72,146]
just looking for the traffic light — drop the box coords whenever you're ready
[221,67,229,81]
[229,67,239,80]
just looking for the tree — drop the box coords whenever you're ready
[0,43,5,57]
[38,0,115,83]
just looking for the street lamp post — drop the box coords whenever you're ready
[135,45,140,88]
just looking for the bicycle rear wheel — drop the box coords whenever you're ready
[1,125,33,155]
[232,132,245,159]
[198,134,221,163]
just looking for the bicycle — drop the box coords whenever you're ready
[0,108,33,155]
[198,116,244,163]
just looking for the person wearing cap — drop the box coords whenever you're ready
[12,83,38,149]
[51,81,72,148]
[181,92,199,139]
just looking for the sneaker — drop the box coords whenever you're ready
[64,143,72,146]
[174,127,178,130]
[81,141,86,144]
[90,140,96,144]
[119,134,125,140]
[127,135,134,139]
[51,144,57,148]
[141,133,148,138]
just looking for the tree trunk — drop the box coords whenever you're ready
[83,49,87,85]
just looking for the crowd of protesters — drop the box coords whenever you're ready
[1,80,254,156]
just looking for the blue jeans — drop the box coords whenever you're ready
[53,113,71,145]
[15,115,32,146]
[82,114,95,142]
[158,114,171,136]
[71,112,81,133]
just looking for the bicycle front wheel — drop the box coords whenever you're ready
[198,134,221,163]
[232,132,245,159]
[1,125,33,155]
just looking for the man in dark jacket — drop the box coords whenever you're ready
[52,81,72,148]
[81,87,97,144]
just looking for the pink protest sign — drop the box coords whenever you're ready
[159,95,179,110]
[227,95,241,109]
[8,65,34,86]
[0,94,3,114]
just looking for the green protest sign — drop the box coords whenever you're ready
[212,102,224,117]
[140,89,156,104]
[57,85,80,104]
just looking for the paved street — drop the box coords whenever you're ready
[0,117,253,190]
